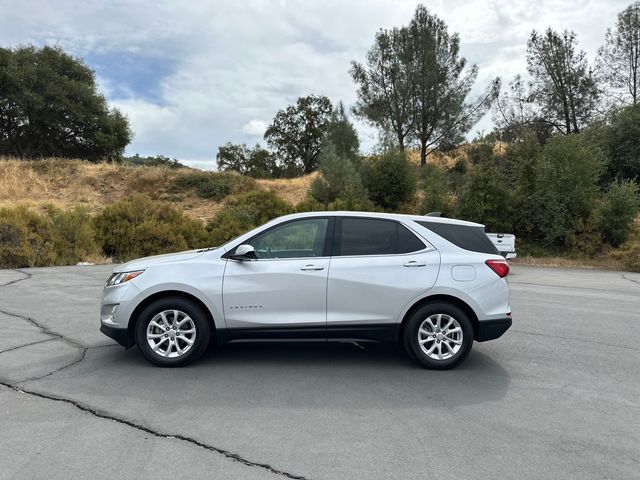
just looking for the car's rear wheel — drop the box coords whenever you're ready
[403,302,473,369]
[136,297,210,367]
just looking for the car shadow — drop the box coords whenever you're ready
[102,341,512,409]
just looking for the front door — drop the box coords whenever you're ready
[222,217,331,337]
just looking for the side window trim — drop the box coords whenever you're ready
[223,216,334,260]
[332,216,430,258]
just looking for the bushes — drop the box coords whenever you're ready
[602,103,640,182]
[171,171,255,200]
[360,149,416,210]
[0,205,103,268]
[207,190,294,246]
[0,206,57,268]
[309,142,371,209]
[94,194,209,261]
[419,164,452,215]
[597,180,640,247]
[47,206,101,265]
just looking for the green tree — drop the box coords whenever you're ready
[456,145,513,231]
[263,95,332,175]
[310,142,369,207]
[492,75,554,143]
[0,46,131,161]
[407,6,499,165]
[597,179,640,246]
[216,142,279,178]
[351,27,415,150]
[360,149,416,210]
[324,102,360,162]
[602,103,640,180]
[598,2,640,105]
[419,164,451,215]
[527,29,600,134]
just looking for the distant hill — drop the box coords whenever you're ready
[0,157,317,221]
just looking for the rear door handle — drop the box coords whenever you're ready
[300,264,324,271]
[403,261,427,267]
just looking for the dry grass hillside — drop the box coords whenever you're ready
[0,157,317,221]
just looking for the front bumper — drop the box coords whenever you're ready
[100,324,133,348]
[475,317,512,342]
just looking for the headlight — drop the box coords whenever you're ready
[105,270,144,287]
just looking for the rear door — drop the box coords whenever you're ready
[326,217,440,339]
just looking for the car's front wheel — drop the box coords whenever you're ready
[403,302,473,369]
[135,297,211,367]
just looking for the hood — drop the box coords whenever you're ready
[114,249,207,272]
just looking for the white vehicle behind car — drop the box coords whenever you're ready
[487,233,517,259]
[100,211,512,369]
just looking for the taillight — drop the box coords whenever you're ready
[485,259,509,278]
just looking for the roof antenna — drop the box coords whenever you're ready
[425,212,442,217]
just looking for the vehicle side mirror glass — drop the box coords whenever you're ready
[230,244,256,261]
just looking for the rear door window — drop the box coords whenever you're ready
[416,221,498,254]
[336,218,425,256]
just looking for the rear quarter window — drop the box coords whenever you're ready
[416,221,499,255]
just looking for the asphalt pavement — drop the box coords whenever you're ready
[1,264,639,479]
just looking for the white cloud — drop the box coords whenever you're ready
[242,120,269,137]
[0,0,631,165]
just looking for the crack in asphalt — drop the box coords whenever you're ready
[0,269,32,287]
[0,270,311,480]
[0,338,54,355]
[512,329,640,352]
[509,280,640,295]
[621,273,640,286]
[0,308,85,350]
[0,382,309,480]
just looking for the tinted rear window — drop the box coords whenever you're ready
[338,218,425,256]
[416,221,498,255]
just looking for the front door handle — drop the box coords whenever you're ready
[300,264,324,271]
[403,261,427,267]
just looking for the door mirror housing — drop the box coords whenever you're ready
[230,244,256,261]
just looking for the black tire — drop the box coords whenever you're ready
[135,296,211,367]
[403,302,473,370]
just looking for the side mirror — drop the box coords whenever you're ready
[230,244,256,261]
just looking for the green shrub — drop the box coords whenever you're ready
[360,149,416,210]
[207,190,294,245]
[171,171,255,200]
[47,205,101,265]
[419,164,452,215]
[310,142,370,208]
[0,206,57,268]
[508,133,604,246]
[94,194,209,261]
[603,103,640,181]
[597,179,640,247]
[456,157,513,232]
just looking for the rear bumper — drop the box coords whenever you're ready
[475,317,512,342]
[100,324,132,348]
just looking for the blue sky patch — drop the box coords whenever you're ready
[85,51,172,104]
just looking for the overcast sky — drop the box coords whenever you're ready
[0,0,629,169]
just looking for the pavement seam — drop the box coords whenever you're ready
[0,382,310,480]
[0,338,55,355]
[621,273,640,286]
[509,280,640,295]
[0,269,32,287]
[512,329,640,352]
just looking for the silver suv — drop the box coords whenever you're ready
[100,211,512,369]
